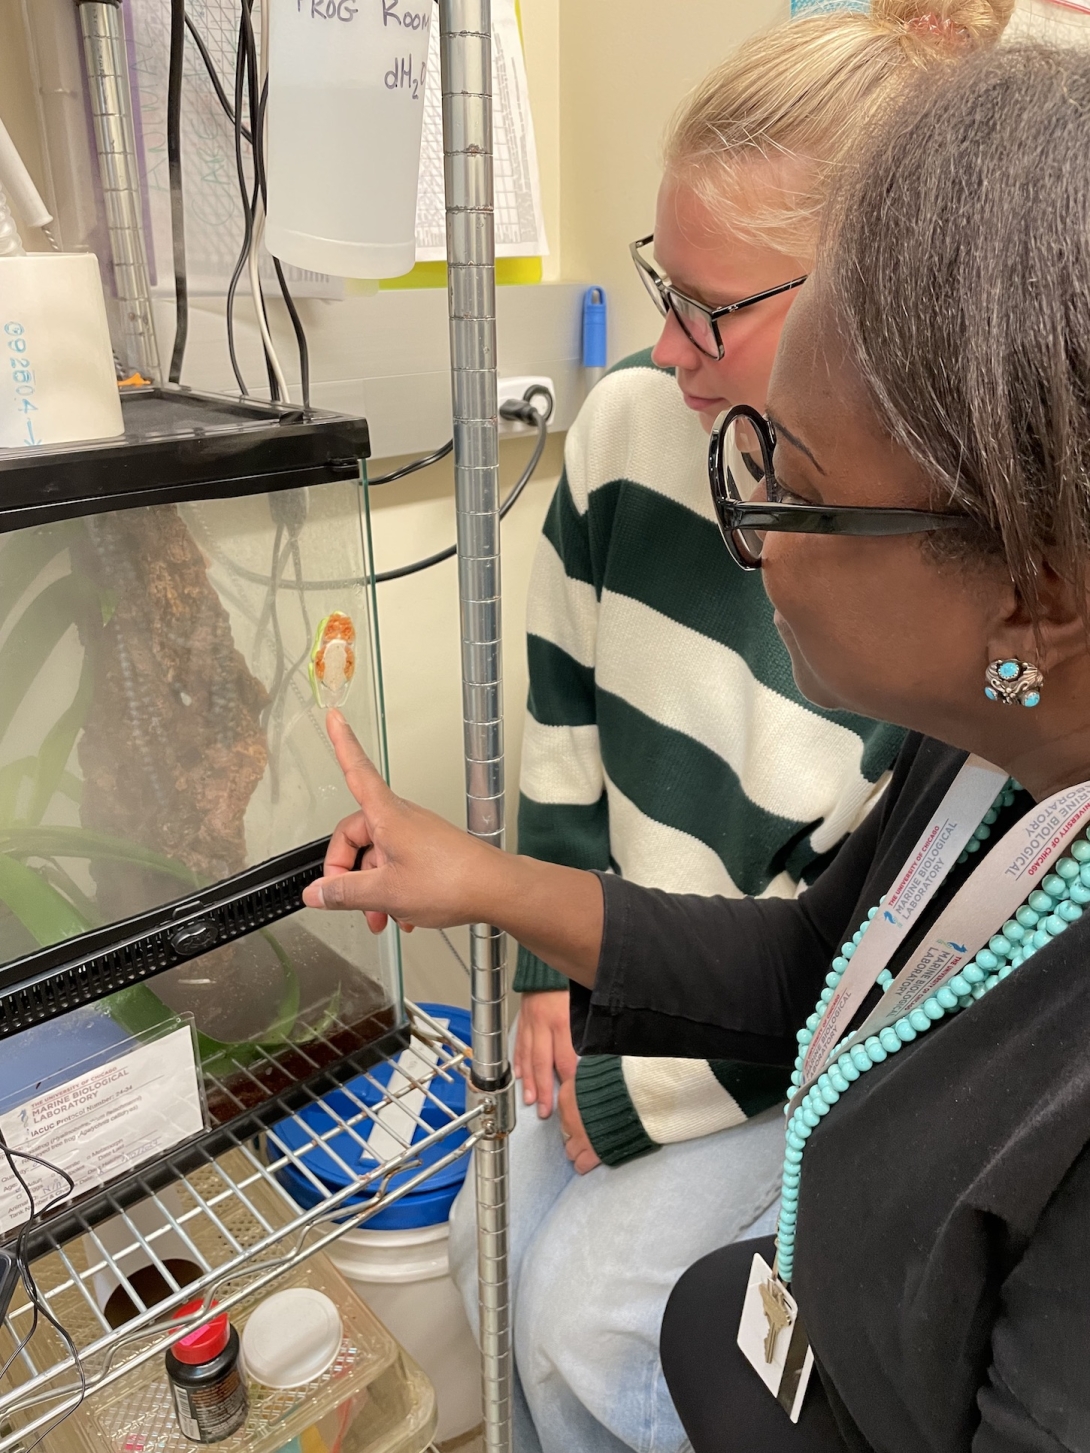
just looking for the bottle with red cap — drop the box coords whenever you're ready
[165,1300,249,1444]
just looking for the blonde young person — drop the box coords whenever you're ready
[445,3,1007,1451]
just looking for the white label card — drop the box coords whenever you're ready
[0,1026,205,1234]
[736,1254,815,1423]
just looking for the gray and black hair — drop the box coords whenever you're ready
[823,43,1090,617]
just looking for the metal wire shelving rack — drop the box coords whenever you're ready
[0,1004,485,1453]
[2,0,513,1447]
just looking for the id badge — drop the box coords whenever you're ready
[736,1254,814,1423]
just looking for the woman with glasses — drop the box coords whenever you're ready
[305,41,1090,1452]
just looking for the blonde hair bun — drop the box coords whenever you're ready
[871,0,1014,46]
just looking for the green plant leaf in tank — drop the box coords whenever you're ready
[0,523,76,629]
[36,859,100,926]
[106,981,242,1067]
[0,854,90,944]
[0,574,101,743]
[0,827,201,886]
[25,656,94,826]
[0,758,34,827]
[295,983,342,1046]
[58,771,82,806]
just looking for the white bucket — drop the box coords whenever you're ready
[265,0,433,279]
[326,1221,481,1444]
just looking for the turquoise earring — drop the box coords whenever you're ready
[985,659,1043,708]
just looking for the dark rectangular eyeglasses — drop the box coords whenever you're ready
[708,405,975,571]
[630,234,808,362]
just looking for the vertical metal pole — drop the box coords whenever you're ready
[77,0,161,381]
[439,4,512,1451]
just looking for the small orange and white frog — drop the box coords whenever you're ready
[308,611,356,708]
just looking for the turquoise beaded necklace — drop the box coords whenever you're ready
[776,778,1090,1284]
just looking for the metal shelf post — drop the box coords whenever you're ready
[439,3,513,1452]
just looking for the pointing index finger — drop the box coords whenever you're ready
[326,709,388,810]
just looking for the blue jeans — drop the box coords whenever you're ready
[449,1086,784,1453]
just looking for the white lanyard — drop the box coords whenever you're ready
[795,757,1090,1106]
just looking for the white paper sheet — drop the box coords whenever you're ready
[414,0,548,260]
[0,1026,205,1235]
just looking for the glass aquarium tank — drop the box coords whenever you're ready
[0,389,405,1131]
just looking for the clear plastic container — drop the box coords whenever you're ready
[0,469,403,1109]
[58,1254,436,1453]
[264,0,432,278]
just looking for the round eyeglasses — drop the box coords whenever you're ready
[630,235,808,362]
[708,405,976,571]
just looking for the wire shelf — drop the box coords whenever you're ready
[0,1003,480,1453]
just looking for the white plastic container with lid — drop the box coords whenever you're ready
[325,1221,481,1444]
[242,1287,345,1388]
[264,0,433,279]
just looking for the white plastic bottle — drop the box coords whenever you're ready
[265,0,433,279]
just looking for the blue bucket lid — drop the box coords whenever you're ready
[272,1004,472,1230]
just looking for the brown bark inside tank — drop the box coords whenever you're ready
[74,506,268,922]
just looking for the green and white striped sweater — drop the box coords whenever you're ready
[514,349,905,1166]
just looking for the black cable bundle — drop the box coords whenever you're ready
[0,1135,87,1450]
[167,0,188,383]
[183,2,310,405]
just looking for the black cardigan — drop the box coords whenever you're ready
[572,734,1090,1453]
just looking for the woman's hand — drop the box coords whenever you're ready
[514,990,579,1117]
[301,710,504,932]
[302,711,605,989]
[558,1077,602,1175]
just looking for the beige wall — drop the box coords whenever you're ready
[556,0,788,364]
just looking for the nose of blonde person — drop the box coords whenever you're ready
[651,309,705,372]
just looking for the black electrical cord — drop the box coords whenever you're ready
[372,396,550,584]
[249,64,310,408]
[225,4,278,398]
[369,384,553,489]
[167,0,188,384]
[0,1136,87,1451]
[184,13,252,144]
[369,438,454,486]
[273,259,311,411]
[238,12,279,403]
[181,8,318,411]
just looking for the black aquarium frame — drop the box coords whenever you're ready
[0,385,370,532]
[0,388,411,1250]
[0,838,331,1038]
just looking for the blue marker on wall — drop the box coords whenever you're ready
[582,286,607,392]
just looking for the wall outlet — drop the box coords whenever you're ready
[498,374,555,433]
